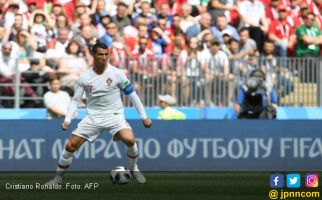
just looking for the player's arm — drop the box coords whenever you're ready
[61,79,84,130]
[119,73,152,128]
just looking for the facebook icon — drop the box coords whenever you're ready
[270,174,284,188]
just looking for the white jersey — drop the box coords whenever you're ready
[65,64,148,123]
[78,64,129,117]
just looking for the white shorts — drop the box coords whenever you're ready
[72,114,132,142]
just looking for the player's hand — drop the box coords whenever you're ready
[61,121,70,131]
[142,118,152,128]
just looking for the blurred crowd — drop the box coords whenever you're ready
[0,0,321,108]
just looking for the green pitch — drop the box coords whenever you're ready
[0,172,315,200]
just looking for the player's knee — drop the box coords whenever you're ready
[124,137,135,146]
[66,142,77,152]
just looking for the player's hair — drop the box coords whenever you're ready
[92,42,109,54]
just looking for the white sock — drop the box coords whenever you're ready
[125,143,139,171]
[56,149,73,178]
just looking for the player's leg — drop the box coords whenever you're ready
[114,128,146,184]
[46,135,86,185]
[57,135,87,177]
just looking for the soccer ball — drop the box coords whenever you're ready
[110,166,131,184]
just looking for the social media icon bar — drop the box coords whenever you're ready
[270,174,284,188]
[287,174,301,188]
[305,174,319,188]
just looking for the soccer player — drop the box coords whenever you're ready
[46,42,152,185]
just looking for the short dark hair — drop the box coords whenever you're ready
[117,2,127,8]
[49,77,60,83]
[239,27,249,34]
[228,38,238,44]
[211,39,220,46]
[264,39,274,45]
[306,12,315,18]
[92,42,109,54]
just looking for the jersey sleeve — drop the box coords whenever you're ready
[118,70,134,95]
[64,78,84,123]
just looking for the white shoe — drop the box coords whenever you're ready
[132,171,146,184]
[44,177,62,185]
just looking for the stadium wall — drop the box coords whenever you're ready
[0,120,321,171]
[1,107,322,119]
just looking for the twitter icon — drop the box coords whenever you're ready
[287,174,301,188]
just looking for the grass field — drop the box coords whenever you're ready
[0,172,320,200]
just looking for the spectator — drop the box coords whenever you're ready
[110,33,127,69]
[165,29,186,54]
[268,5,296,57]
[220,30,232,53]
[316,4,322,29]
[286,0,301,26]
[211,14,239,43]
[288,3,309,29]
[158,94,186,120]
[201,30,215,50]
[46,27,71,59]
[58,39,87,94]
[7,14,28,41]
[4,4,20,39]
[171,14,182,34]
[44,78,71,119]
[156,3,173,28]
[22,58,55,105]
[238,0,268,51]
[200,39,233,106]
[295,12,322,57]
[207,0,238,25]
[234,69,278,119]
[130,37,158,105]
[260,40,294,97]
[0,42,17,78]
[23,1,38,22]
[0,42,36,107]
[132,1,154,29]
[14,30,37,66]
[0,26,5,46]
[99,21,119,47]
[29,10,53,53]
[265,0,279,25]
[157,18,173,38]
[72,2,91,25]
[49,3,65,25]
[73,24,97,60]
[52,14,71,37]
[160,44,184,97]
[186,12,212,39]
[180,3,197,33]
[97,14,113,37]
[150,26,171,60]
[112,2,132,31]
[177,37,203,106]
[91,0,108,26]
[238,28,257,61]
